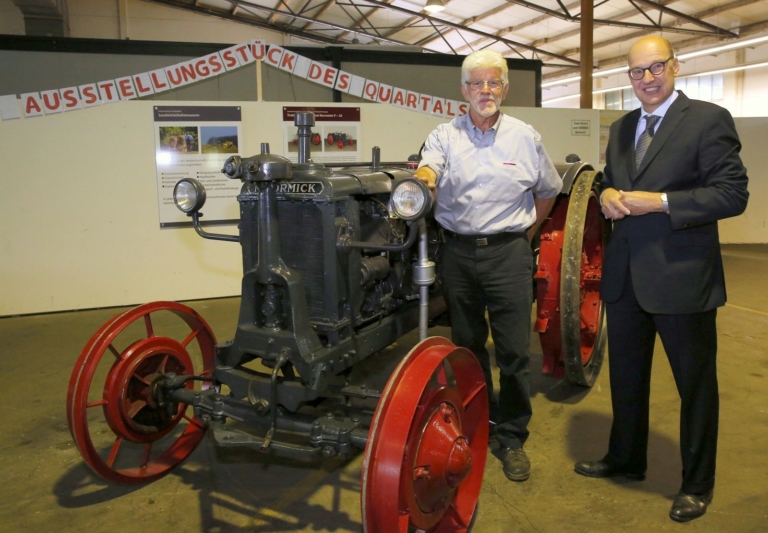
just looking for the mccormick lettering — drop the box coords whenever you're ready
[276,182,322,194]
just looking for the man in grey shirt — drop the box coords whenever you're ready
[415,49,562,481]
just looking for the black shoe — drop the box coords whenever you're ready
[502,448,530,482]
[669,489,713,522]
[573,459,645,480]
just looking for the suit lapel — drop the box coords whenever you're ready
[635,92,690,177]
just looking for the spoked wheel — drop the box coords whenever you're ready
[535,170,610,386]
[67,301,216,485]
[560,171,610,386]
[362,337,489,533]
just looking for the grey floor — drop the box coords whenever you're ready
[1,244,767,533]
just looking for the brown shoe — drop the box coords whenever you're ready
[669,489,713,522]
[502,448,530,482]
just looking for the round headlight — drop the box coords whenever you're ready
[173,178,207,213]
[391,178,432,220]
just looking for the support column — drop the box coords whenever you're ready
[580,0,594,109]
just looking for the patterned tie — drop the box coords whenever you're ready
[635,115,660,169]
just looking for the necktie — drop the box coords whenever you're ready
[635,115,660,169]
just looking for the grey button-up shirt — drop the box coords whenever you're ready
[419,112,562,235]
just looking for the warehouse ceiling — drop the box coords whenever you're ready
[143,0,768,82]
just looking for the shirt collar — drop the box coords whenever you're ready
[459,111,503,141]
[642,90,678,120]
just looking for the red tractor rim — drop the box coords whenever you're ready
[67,302,216,485]
[577,191,604,365]
[361,337,488,532]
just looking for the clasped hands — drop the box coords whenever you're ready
[601,188,664,220]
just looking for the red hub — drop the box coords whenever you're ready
[362,337,488,532]
[67,301,216,484]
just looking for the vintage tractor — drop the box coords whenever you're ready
[66,112,608,532]
[327,131,356,149]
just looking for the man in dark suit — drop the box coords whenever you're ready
[573,35,749,522]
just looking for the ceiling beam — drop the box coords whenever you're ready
[358,0,579,64]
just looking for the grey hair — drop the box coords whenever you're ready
[461,50,509,86]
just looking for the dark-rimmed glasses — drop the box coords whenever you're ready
[628,57,674,80]
[465,79,503,91]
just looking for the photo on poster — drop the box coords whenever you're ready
[159,126,200,154]
[323,127,357,152]
[282,106,361,163]
[286,130,323,153]
[201,126,239,154]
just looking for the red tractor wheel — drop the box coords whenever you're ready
[311,133,321,145]
[337,140,344,149]
[327,133,335,145]
[362,337,488,532]
[535,170,610,386]
[66,301,216,484]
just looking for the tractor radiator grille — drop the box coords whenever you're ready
[277,201,326,320]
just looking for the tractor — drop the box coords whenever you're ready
[66,111,608,532]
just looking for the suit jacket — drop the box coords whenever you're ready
[601,91,749,314]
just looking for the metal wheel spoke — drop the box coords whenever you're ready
[444,501,468,528]
[156,353,171,374]
[126,399,148,419]
[397,512,409,532]
[141,443,153,468]
[132,373,152,386]
[107,437,123,468]
[180,327,202,348]
[184,414,205,429]
[143,313,155,338]
[108,344,121,360]
[435,360,449,386]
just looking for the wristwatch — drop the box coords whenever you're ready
[660,192,669,214]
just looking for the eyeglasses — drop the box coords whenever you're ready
[628,57,674,80]
[465,79,504,91]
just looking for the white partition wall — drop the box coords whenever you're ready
[7,102,765,316]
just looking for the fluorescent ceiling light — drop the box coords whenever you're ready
[542,60,768,104]
[541,35,768,88]
[425,0,445,13]
[678,35,768,60]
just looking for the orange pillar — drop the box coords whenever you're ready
[580,0,594,109]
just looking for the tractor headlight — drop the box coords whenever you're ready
[390,178,432,220]
[173,178,207,214]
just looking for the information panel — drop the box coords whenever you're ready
[154,105,243,228]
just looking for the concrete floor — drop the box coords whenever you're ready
[1,244,767,533]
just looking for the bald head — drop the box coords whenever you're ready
[628,36,674,63]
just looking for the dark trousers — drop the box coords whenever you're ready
[605,270,719,494]
[440,234,533,450]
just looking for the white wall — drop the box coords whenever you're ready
[0,100,759,318]
[0,99,600,316]
[719,118,768,243]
